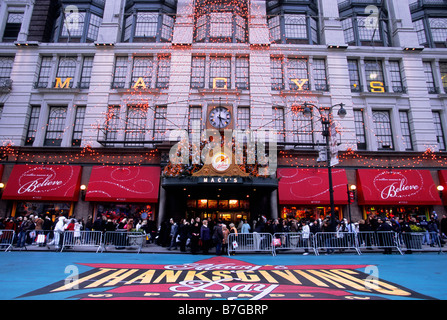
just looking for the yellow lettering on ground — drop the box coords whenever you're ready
[51,268,115,292]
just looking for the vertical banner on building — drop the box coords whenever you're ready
[329,114,339,167]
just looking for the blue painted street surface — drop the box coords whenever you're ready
[0,252,446,300]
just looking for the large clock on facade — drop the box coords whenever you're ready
[208,106,232,129]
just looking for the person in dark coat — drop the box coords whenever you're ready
[200,219,211,254]
[377,218,393,254]
[190,220,201,254]
[212,221,224,255]
[178,219,190,252]
[440,215,447,239]
[427,217,439,247]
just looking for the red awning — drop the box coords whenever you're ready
[2,165,82,201]
[277,168,348,205]
[357,169,442,206]
[438,171,447,203]
[85,166,160,203]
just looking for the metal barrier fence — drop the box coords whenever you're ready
[314,232,362,255]
[101,231,146,253]
[357,231,403,255]
[0,230,14,252]
[20,230,62,251]
[227,233,275,256]
[61,231,103,253]
[399,232,442,253]
[1,229,443,255]
[273,232,317,255]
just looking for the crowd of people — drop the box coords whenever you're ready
[155,212,447,255]
[0,213,158,249]
[1,212,446,253]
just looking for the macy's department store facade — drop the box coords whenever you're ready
[0,148,446,225]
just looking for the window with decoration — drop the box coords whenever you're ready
[52,1,104,43]
[194,0,248,43]
[339,1,391,47]
[410,0,447,48]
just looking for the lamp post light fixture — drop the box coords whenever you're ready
[347,184,357,223]
[302,102,347,226]
[80,184,87,201]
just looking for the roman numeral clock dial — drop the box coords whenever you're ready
[209,106,231,129]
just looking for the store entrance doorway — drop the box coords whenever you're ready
[186,198,250,225]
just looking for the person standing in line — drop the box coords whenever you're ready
[200,219,211,254]
[178,219,190,252]
[241,219,251,233]
[190,220,201,254]
[50,215,67,250]
[17,216,33,248]
[301,220,310,255]
[222,224,230,255]
[168,218,178,250]
[212,221,224,255]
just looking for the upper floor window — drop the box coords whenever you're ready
[413,18,447,48]
[0,56,14,89]
[272,107,285,143]
[388,61,405,93]
[365,60,385,92]
[45,106,68,146]
[35,55,94,89]
[423,61,437,94]
[25,106,41,146]
[53,4,103,43]
[291,106,313,149]
[112,55,171,90]
[433,111,446,151]
[270,56,328,92]
[72,106,86,146]
[190,54,249,90]
[3,10,24,42]
[372,110,394,150]
[194,0,248,43]
[399,110,413,151]
[354,109,367,150]
[195,12,247,43]
[348,58,406,94]
[341,15,390,47]
[440,61,447,93]
[339,1,391,47]
[123,12,175,43]
[268,14,319,45]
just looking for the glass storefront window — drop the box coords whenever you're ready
[280,205,342,221]
[96,203,154,221]
[363,206,429,221]
[16,202,71,220]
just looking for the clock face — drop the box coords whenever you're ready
[209,106,231,129]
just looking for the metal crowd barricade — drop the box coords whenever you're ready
[101,231,146,253]
[399,232,443,253]
[314,232,361,255]
[357,231,403,255]
[0,230,15,252]
[61,231,103,253]
[20,230,67,251]
[273,232,317,255]
[227,233,275,256]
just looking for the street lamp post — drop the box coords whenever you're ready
[302,102,347,227]
[438,185,444,203]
